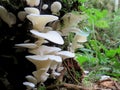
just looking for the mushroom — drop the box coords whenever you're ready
[32,69,50,83]
[25,75,37,85]
[25,55,62,70]
[74,35,87,43]
[15,43,37,49]
[17,11,27,21]
[26,14,58,31]
[25,55,52,71]
[61,12,82,28]
[0,6,16,27]
[23,82,35,89]
[30,30,64,45]
[26,0,40,6]
[24,7,40,15]
[42,4,48,10]
[51,1,62,15]
[7,12,16,27]
[28,45,61,55]
[34,38,48,46]
[56,51,75,59]
[0,5,7,16]
[26,55,62,83]
[71,42,84,52]
[61,27,80,36]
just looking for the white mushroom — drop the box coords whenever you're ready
[61,12,81,28]
[42,4,48,10]
[15,43,37,49]
[25,75,37,85]
[32,69,50,83]
[17,11,27,21]
[0,5,7,16]
[23,82,35,89]
[61,27,80,36]
[25,55,52,71]
[34,39,48,46]
[71,41,84,52]
[30,30,64,45]
[27,14,58,31]
[51,1,62,15]
[7,12,16,27]
[74,35,87,43]
[0,6,16,27]
[28,45,61,55]
[51,72,61,77]
[56,51,75,59]
[26,0,40,6]
[25,55,62,70]
[57,67,64,72]
[24,7,40,15]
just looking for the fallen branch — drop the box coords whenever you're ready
[46,83,88,90]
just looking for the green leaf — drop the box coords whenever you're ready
[106,49,117,58]
[76,54,88,65]
[38,86,46,90]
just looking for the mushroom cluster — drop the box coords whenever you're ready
[50,12,89,52]
[14,0,89,89]
[15,1,76,89]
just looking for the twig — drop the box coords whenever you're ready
[114,81,120,90]
[57,67,67,82]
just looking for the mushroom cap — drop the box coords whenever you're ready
[57,67,64,72]
[56,51,75,59]
[30,30,64,45]
[0,5,8,17]
[24,7,40,15]
[7,12,16,27]
[42,4,48,10]
[51,72,61,78]
[27,14,58,31]
[32,69,50,83]
[25,55,52,70]
[74,35,87,43]
[25,55,62,70]
[28,45,61,55]
[50,61,58,70]
[15,43,37,49]
[51,1,62,13]
[0,6,16,27]
[26,0,40,6]
[61,12,81,28]
[23,82,35,89]
[71,42,84,52]
[17,11,27,21]
[61,27,80,36]
[25,75,37,85]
